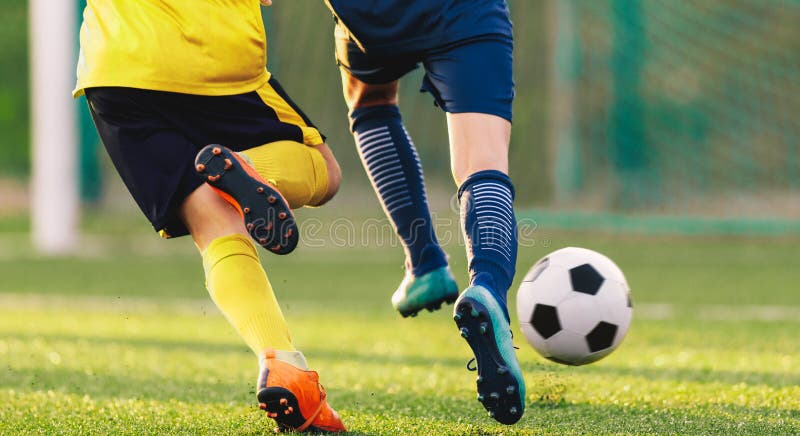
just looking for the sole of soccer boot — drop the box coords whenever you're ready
[195,144,298,255]
[454,288,525,425]
[258,386,330,433]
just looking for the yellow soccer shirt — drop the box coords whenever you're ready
[74,0,270,97]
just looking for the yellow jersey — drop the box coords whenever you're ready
[74,0,270,97]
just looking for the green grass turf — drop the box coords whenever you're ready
[1,223,799,434]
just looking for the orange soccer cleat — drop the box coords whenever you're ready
[256,350,346,433]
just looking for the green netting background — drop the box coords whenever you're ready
[552,0,800,222]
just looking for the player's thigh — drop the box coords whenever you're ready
[334,24,415,110]
[86,87,206,240]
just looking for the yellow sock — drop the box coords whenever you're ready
[241,140,329,209]
[202,234,294,353]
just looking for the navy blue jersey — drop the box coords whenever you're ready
[325,0,512,54]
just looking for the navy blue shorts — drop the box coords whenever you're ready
[335,32,514,122]
[85,78,323,238]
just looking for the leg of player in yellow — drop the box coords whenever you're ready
[240,141,341,208]
[180,180,345,432]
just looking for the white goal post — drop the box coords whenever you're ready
[29,0,80,254]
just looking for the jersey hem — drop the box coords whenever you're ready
[73,70,271,98]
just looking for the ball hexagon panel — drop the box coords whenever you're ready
[585,321,618,353]
[555,294,606,334]
[531,304,561,339]
[569,263,605,295]
[542,330,588,364]
[516,266,574,323]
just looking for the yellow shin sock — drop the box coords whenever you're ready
[240,140,329,209]
[202,234,294,353]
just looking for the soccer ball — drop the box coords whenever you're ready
[517,247,632,366]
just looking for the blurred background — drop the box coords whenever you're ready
[1,0,798,250]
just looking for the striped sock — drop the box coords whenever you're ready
[351,105,447,276]
[458,170,518,319]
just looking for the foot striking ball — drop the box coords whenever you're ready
[517,247,633,366]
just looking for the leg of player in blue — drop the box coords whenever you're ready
[452,167,524,425]
[329,1,524,423]
[350,103,458,317]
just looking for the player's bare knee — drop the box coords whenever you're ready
[310,143,341,206]
[342,70,399,110]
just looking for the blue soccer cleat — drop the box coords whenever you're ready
[391,266,459,317]
[453,285,526,425]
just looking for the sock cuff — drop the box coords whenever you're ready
[349,104,402,132]
[202,233,259,274]
[457,169,515,201]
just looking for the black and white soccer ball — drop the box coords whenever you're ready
[517,247,632,366]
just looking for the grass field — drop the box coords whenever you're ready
[1,215,799,434]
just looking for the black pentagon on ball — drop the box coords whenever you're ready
[569,263,605,295]
[531,304,561,339]
[585,321,618,352]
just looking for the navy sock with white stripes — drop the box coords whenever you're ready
[350,105,448,276]
[458,170,517,319]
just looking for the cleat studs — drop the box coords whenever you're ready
[490,392,500,400]
[454,313,462,322]
[207,174,221,182]
[284,409,291,415]
[506,385,516,395]
[259,238,267,244]
[470,308,480,318]
[224,158,233,170]
[246,223,254,231]
[510,407,518,415]
[476,376,483,384]
[279,398,288,406]
[212,147,222,155]
[477,394,484,402]
[267,195,276,204]
[271,244,281,251]
[286,406,293,413]
[278,212,287,220]
[460,327,469,338]
[257,187,265,194]
[196,164,206,172]
[497,367,508,375]
[479,322,488,334]
[243,207,251,214]
[267,412,278,418]
[259,403,266,410]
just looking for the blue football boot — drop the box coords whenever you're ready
[453,285,525,424]
[391,266,459,317]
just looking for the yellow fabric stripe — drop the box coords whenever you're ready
[255,83,324,146]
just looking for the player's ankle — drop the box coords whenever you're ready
[261,348,309,370]
[411,244,448,277]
